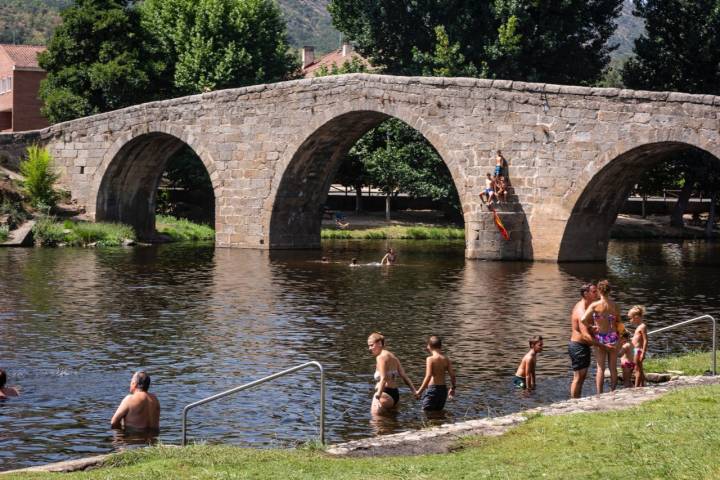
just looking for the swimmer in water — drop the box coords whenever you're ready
[350,258,359,267]
[0,369,19,399]
[380,248,397,265]
[111,371,160,432]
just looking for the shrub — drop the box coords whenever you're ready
[363,230,388,239]
[32,216,66,246]
[156,215,214,242]
[0,225,8,242]
[19,146,59,209]
[320,229,352,239]
[0,200,29,229]
[71,222,135,247]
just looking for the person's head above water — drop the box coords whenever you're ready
[427,335,442,351]
[580,281,597,299]
[131,371,151,392]
[351,258,358,264]
[0,368,6,388]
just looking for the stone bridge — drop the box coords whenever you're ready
[1,74,718,261]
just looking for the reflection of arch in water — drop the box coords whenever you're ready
[95,129,218,240]
[559,141,720,262]
[267,110,466,250]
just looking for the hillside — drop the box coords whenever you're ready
[1,0,642,58]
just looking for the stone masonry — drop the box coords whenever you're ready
[0,74,718,261]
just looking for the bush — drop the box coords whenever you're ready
[320,229,353,239]
[71,222,135,247]
[19,146,59,209]
[0,225,8,242]
[363,230,388,239]
[0,200,29,229]
[32,216,67,246]
[156,215,214,242]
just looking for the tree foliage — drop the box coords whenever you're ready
[38,0,165,123]
[329,0,622,84]
[141,0,299,95]
[622,0,720,95]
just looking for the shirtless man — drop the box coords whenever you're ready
[479,173,497,205]
[111,371,160,431]
[568,282,599,398]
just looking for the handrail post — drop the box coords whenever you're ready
[648,315,716,376]
[181,361,325,447]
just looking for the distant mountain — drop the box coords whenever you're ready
[1,0,643,59]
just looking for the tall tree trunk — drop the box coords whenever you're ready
[385,194,391,221]
[354,185,362,213]
[670,176,695,228]
[706,192,717,238]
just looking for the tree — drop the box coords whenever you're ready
[141,0,299,95]
[622,0,720,95]
[329,0,622,84]
[20,145,59,210]
[38,0,165,123]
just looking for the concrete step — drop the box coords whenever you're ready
[1,220,35,247]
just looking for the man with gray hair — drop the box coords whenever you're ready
[111,371,160,431]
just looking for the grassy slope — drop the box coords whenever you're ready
[11,385,720,479]
[645,351,715,376]
[321,225,464,240]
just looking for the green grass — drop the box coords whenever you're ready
[33,218,135,247]
[10,385,720,479]
[645,351,715,376]
[156,215,215,242]
[321,225,464,240]
[0,224,8,242]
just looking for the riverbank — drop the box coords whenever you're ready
[610,213,715,239]
[5,377,718,479]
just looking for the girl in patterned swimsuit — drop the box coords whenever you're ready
[582,280,621,393]
[619,331,636,388]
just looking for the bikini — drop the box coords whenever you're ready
[592,311,619,345]
[374,369,400,405]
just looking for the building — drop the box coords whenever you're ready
[301,43,372,78]
[0,44,49,132]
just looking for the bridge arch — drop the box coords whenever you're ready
[558,139,720,262]
[265,108,467,249]
[94,126,219,240]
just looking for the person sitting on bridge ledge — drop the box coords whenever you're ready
[479,173,497,207]
[111,371,160,432]
[0,368,19,399]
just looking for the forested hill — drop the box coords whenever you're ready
[1,0,642,57]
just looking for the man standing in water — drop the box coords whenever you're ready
[568,283,598,398]
[111,371,160,431]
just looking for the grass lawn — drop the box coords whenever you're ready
[10,385,720,479]
[645,351,715,376]
[321,225,464,240]
[156,215,215,242]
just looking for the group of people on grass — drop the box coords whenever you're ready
[568,280,649,398]
[479,151,509,207]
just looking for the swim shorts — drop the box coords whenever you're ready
[568,341,591,371]
[421,385,448,411]
[495,165,502,177]
[512,375,526,389]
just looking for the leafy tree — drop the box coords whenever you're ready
[413,26,479,77]
[622,0,720,95]
[141,0,299,95]
[329,0,622,84]
[20,145,59,210]
[38,0,165,123]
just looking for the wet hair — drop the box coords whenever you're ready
[628,305,646,318]
[351,258,357,263]
[580,281,596,297]
[368,332,385,346]
[0,369,6,388]
[529,335,543,347]
[427,335,442,349]
[597,280,611,296]
[133,371,151,392]
[622,331,631,340]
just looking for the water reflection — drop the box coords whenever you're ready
[0,239,718,470]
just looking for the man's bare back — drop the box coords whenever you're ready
[111,372,160,431]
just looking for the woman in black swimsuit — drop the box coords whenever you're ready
[367,332,416,415]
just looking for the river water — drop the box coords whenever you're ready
[1,239,718,470]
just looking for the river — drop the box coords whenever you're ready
[0,239,718,470]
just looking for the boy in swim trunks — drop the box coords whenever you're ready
[415,336,456,411]
[628,305,648,387]
[619,331,635,388]
[514,336,543,389]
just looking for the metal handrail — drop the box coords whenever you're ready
[648,315,716,375]
[181,361,325,446]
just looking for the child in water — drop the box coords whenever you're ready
[628,305,648,387]
[513,336,543,389]
[619,331,635,388]
[415,336,456,411]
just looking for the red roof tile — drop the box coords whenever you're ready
[0,44,46,69]
[302,48,372,78]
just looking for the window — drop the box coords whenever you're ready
[0,76,12,94]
